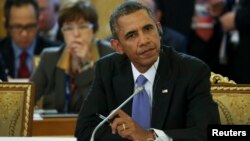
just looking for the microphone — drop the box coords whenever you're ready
[90,86,144,141]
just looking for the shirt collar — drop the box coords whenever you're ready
[131,57,159,85]
[11,39,37,59]
[48,23,59,40]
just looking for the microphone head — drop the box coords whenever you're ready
[135,86,144,93]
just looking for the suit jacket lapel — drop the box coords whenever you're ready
[151,50,175,129]
[8,45,15,77]
[51,47,66,110]
[3,39,15,77]
[34,36,45,55]
[55,68,66,109]
[112,56,134,115]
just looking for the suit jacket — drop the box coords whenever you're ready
[157,0,194,37]
[75,46,220,141]
[30,40,114,113]
[0,36,62,78]
[0,53,7,81]
[162,27,187,53]
[229,0,250,83]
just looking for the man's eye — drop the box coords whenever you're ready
[126,33,136,39]
[26,24,37,29]
[128,34,134,38]
[13,26,22,30]
[145,26,153,31]
[64,26,73,31]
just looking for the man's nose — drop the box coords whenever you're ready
[138,32,149,46]
[20,29,28,36]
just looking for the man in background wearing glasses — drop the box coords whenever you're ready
[0,0,61,79]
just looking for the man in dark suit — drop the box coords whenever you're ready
[156,0,225,77]
[208,0,250,83]
[75,1,220,141]
[0,0,61,79]
[219,0,250,83]
[138,0,187,53]
[37,0,62,42]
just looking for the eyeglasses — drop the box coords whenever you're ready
[61,23,93,34]
[9,23,38,33]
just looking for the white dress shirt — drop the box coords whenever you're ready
[131,57,172,141]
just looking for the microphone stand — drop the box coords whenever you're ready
[90,86,144,141]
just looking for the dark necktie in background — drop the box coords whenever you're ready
[193,0,214,42]
[18,51,30,78]
[132,74,151,129]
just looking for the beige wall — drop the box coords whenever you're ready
[91,0,123,39]
[0,0,6,38]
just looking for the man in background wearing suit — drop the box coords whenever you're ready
[37,0,62,42]
[75,1,220,141]
[209,0,250,83]
[0,0,61,79]
[135,0,187,53]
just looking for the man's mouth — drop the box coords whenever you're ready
[140,48,155,56]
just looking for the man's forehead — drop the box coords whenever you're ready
[116,9,153,29]
[9,5,37,22]
[117,9,151,23]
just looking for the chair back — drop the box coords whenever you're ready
[210,72,250,124]
[0,82,34,136]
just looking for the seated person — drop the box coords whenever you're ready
[75,1,220,141]
[136,0,187,53]
[30,1,113,113]
[0,0,61,79]
[37,0,61,42]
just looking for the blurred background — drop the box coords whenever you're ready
[0,0,123,40]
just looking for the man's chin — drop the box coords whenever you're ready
[141,56,158,66]
[19,43,31,49]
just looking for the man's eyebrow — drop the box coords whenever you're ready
[123,23,155,38]
[143,23,154,28]
[125,30,136,38]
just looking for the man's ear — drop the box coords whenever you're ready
[155,10,162,22]
[156,22,163,36]
[111,39,124,54]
